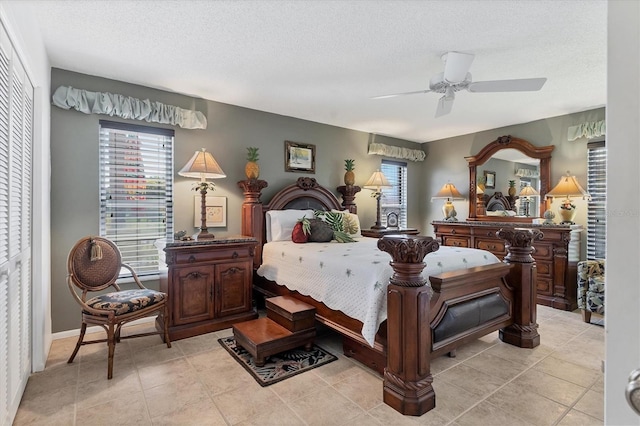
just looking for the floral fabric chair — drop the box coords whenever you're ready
[577,259,605,323]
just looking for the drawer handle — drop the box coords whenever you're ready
[187,271,201,279]
[188,255,196,263]
[451,229,456,234]
[488,244,496,250]
[232,251,239,259]
[487,232,493,236]
[453,241,460,247]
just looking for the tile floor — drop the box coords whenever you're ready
[14,305,604,425]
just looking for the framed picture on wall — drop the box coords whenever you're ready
[285,141,316,173]
[194,196,227,227]
[484,170,496,189]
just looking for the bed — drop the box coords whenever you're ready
[238,177,540,416]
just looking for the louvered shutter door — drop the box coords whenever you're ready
[99,120,174,277]
[587,141,606,260]
[0,20,33,426]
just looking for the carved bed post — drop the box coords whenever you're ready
[237,179,268,267]
[378,235,440,416]
[336,185,361,214]
[496,228,542,348]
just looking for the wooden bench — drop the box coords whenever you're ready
[232,295,316,366]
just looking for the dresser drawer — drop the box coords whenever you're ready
[532,243,553,260]
[475,238,506,255]
[537,277,553,296]
[535,261,552,276]
[476,227,503,239]
[173,245,254,264]
[442,236,470,248]
[435,225,471,236]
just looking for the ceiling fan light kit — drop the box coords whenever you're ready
[374,51,547,118]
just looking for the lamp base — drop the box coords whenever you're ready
[558,201,577,225]
[371,224,387,230]
[442,200,458,222]
[196,230,216,240]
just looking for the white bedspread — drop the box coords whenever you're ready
[257,237,500,346]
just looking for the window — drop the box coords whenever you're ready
[99,120,174,277]
[380,160,408,228]
[587,140,606,260]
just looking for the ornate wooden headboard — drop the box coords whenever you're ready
[238,177,348,267]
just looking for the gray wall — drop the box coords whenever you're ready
[50,68,424,332]
[419,107,606,250]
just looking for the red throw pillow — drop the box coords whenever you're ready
[291,221,308,243]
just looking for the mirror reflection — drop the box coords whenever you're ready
[476,149,541,218]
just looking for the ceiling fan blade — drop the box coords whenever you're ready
[435,94,454,117]
[371,89,431,99]
[468,77,547,93]
[443,51,475,83]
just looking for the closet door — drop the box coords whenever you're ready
[0,21,33,426]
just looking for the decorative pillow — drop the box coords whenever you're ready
[266,209,314,242]
[291,219,309,244]
[308,218,334,242]
[331,209,361,237]
[313,210,356,243]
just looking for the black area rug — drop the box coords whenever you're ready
[218,337,337,387]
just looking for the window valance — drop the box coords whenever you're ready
[567,120,605,141]
[367,142,426,162]
[52,85,207,129]
[515,168,539,178]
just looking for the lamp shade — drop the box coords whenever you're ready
[519,186,539,197]
[476,185,484,195]
[432,183,464,201]
[363,170,392,191]
[179,148,226,180]
[546,171,589,199]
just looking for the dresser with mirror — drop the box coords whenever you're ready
[433,135,582,311]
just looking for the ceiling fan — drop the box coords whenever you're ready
[373,51,547,117]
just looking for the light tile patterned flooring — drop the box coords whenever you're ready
[14,305,604,425]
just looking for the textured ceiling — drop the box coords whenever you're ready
[22,0,606,143]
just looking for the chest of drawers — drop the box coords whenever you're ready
[433,221,582,311]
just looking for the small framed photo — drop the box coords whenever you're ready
[194,196,227,228]
[285,141,315,173]
[484,170,496,189]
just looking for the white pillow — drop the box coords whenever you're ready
[266,209,315,242]
[331,209,362,237]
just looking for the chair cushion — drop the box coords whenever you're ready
[577,259,605,314]
[85,289,166,316]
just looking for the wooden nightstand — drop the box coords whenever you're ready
[157,236,259,341]
[361,228,420,238]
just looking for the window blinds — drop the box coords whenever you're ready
[587,141,606,260]
[380,160,408,228]
[99,120,174,277]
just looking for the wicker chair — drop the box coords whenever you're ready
[67,236,171,379]
[577,259,605,324]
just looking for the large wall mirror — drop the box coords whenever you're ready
[465,135,554,222]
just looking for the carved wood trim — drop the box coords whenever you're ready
[466,136,554,220]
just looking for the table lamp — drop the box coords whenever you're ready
[518,185,539,217]
[545,171,590,224]
[432,182,464,221]
[179,148,226,240]
[364,170,392,229]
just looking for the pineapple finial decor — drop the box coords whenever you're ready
[344,159,355,185]
[245,147,260,179]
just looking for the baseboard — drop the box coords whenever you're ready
[52,317,156,340]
